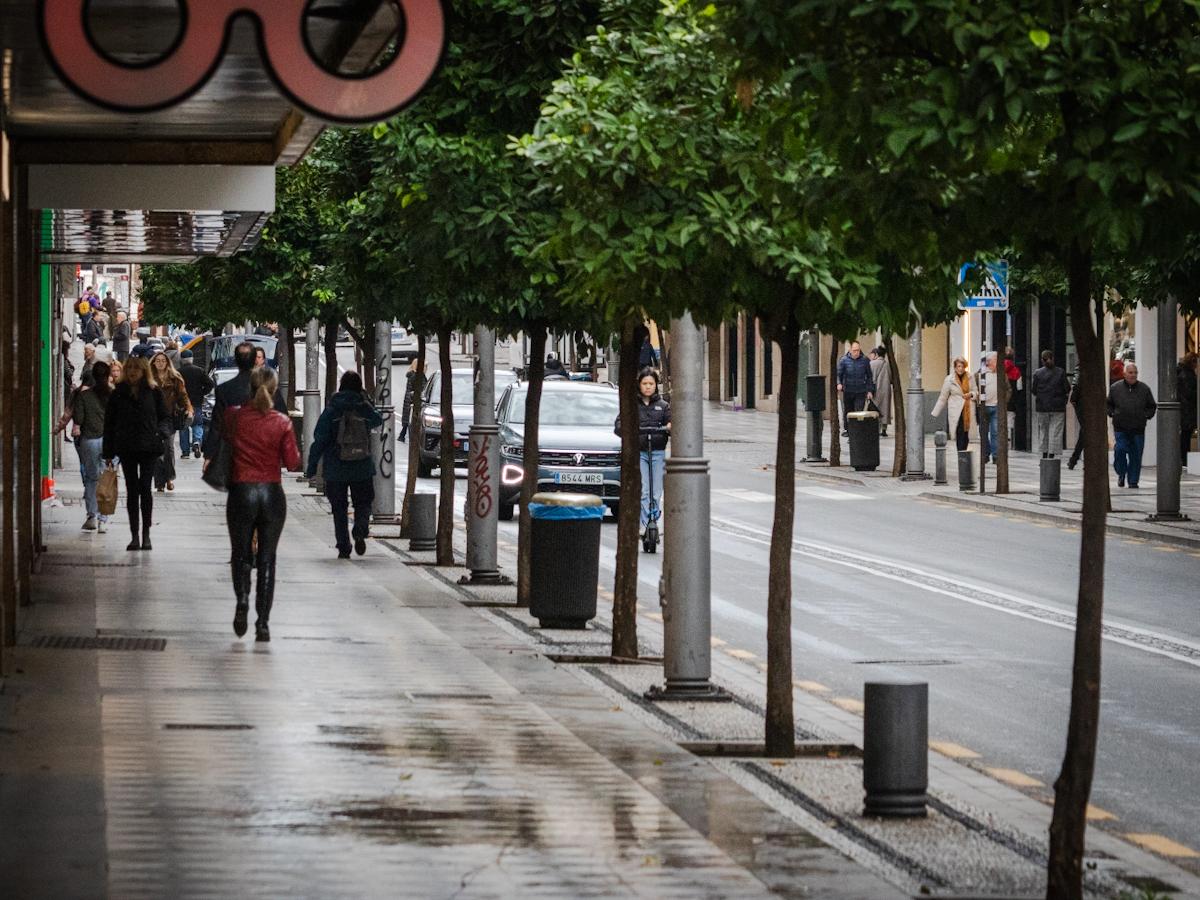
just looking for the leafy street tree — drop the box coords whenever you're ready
[733,2,1200,893]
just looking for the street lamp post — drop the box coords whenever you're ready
[463,326,506,584]
[300,318,321,482]
[647,311,730,702]
[803,329,826,463]
[1151,298,1187,521]
[372,320,400,526]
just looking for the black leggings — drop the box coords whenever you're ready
[120,454,157,534]
[955,415,970,452]
[227,483,287,571]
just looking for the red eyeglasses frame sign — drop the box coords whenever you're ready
[39,0,445,125]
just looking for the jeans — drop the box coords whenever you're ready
[983,406,999,462]
[179,413,204,454]
[639,449,665,529]
[1113,430,1145,485]
[78,437,107,521]
[1036,412,1065,456]
[325,479,374,553]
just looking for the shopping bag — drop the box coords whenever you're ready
[97,467,119,516]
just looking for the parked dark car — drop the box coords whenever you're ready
[417,368,519,476]
[495,381,622,520]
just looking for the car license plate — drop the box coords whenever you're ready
[554,472,603,485]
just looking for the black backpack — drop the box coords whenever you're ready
[336,408,371,462]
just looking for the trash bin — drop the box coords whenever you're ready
[847,409,880,471]
[529,492,605,629]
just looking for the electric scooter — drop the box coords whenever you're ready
[639,425,670,553]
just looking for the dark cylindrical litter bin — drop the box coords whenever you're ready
[863,681,928,818]
[529,492,604,629]
[847,410,880,471]
[1040,456,1062,502]
[408,493,436,552]
[957,450,976,492]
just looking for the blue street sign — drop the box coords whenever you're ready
[957,261,1009,310]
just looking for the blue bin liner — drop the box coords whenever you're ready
[529,502,605,521]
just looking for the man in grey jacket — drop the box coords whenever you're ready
[1030,350,1070,458]
[1106,362,1157,488]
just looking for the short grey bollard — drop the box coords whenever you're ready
[408,493,437,551]
[1040,456,1062,502]
[957,450,975,492]
[863,682,928,818]
[933,431,948,485]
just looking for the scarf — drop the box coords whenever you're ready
[956,372,972,432]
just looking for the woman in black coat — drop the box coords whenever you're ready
[103,356,169,551]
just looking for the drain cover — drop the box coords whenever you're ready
[30,635,166,651]
[407,692,492,701]
[163,723,254,731]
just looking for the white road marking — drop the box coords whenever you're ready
[715,488,775,503]
[796,485,870,501]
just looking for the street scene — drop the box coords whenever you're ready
[2,3,1200,900]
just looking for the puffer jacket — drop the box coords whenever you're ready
[1107,379,1157,434]
[306,390,385,482]
[103,382,169,460]
[227,407,301,483]
[1031,365,1070,412]
[614,392,671,451]
[836,352,876,395]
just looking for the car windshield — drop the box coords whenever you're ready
[429,371,517,403]
[508,389,618,426]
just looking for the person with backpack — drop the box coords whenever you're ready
[306,371,384,559]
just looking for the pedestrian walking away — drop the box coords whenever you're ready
[869,345,892,436]
[1107,363,1157,489]
[1067,367,1087,470]
[1003,346,1022,447]
[225,367,301,641]
[544,352,567,379]
[614,367,671,535]
[836,341,876,435]
[202,341,287,462]
[307,372,384,559]
[150,353,192,492]
[103,355,169,551]
[1030,350,1070,458]
[932,358,976,452]
[976,352,999,463]
[1178,352,1198,471]
[178,349,214,459]
[398,358,422,443]
[62,361,113,533]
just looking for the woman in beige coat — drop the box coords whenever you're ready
[931,357,976,451]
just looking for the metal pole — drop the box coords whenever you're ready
[647,311,729,701]
[463,326,506,584]
[803,329,826,462]
[372,321,399,524]
[902,323,930,480]
[1151,298,1186,521]
[301,319,321,480]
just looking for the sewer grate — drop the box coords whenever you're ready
[163,723,254,731]
[30,635,166,651]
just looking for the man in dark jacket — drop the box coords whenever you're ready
[835,341,875,434]
[1106,362,1157,488]
[111,310,132,361]
[178,350,215,459]
[306,372,385,558]
[202,342,287,461]
[1030,350,1070,458]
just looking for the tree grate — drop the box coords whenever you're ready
[30,635,166,651]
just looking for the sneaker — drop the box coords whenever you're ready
[192,443,201,459]
[337,550,352,560]
[1129,482,1139,489]
[82,516,97,531]
[354,536,367,556]
[97,520,107,533]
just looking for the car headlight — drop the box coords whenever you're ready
[501,464,524,485]
[423,411,442,426]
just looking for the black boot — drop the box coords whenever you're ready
[126,532,141,552]
[231,560,252,637]
[255,561,275,642]
[140,525,152,551]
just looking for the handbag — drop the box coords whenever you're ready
[201,410,236,492]
[96,466,119,516]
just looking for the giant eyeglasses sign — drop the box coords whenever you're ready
[39,0,445,125]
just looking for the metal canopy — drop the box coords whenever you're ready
[1,0,400,262]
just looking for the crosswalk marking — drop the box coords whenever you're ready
[796,485,870,501]
[715,488,775,503]
[715,485,870,503]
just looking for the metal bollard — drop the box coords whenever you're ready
[408,493,437,551]
[863,682,928,818]
[957,450,975,492]
[1040,456,1062,502]
[933,431,948,485]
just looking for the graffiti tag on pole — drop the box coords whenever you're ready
[472,433,493,519]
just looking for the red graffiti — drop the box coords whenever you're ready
[40,0,445,124]
[472,434,493,519]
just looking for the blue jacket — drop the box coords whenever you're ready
[306,391,385,483]
[836,352,876,395]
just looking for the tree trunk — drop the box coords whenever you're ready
[279,325,296,410]
[323,317,339,404]
[516,326,548,605]
[765,312,799,757]
[828,339,841,467]
[1046,242,1105,900]
[436,324,455,566]
[996,322,1010,494]
[400,334,426,537]
[611,318,643,660]
[886,335,906,477]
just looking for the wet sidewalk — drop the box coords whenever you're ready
[1,447,897,898]
[704,402,1200,547]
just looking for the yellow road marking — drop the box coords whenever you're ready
[793,680,830,693]
[1123,538,1148,545]
[929,741,980,760]
[710,637,727,648]
[1086,805,1117,822]
[1124,833,1200,858]
[831,697,864,714]
[984,767,1045,788]
[725,648,757,661]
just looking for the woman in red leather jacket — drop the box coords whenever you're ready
[225,367,301,642]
